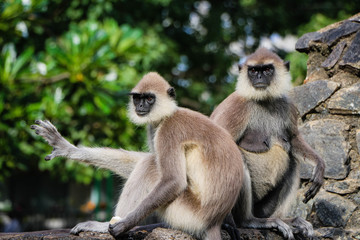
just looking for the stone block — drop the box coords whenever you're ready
[328,83,360,115]
[324,179,360,195]
[314,191,357,227]
[321,20,360,46]
[295,32,322,53]
[321,41,347,69]
[299,119,350,179]
[289,80,340,117]
[356,129,360,154]
[340,30,360,74]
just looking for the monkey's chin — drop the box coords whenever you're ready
[254,87,267,91]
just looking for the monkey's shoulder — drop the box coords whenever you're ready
[158,107,233,142]
[211,92,250,117]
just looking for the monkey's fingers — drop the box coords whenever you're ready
[276,224,295,240]
[31,120,64,146]
[288,217,314,238]
[303,182,321,203]
[44,148,58,161]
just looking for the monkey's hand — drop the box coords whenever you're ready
[31,120,77,161]
[70,221,110,234]
[109,217,135,237]
[303,162,325,203]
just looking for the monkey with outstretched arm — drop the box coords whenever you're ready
[32,72,245,240]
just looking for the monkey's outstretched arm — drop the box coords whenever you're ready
[31,120,151,179]
[291,134,325,203]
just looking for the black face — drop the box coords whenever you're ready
[129,92,156,116]
[247,64,275,89]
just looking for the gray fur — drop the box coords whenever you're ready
[211,48,323,239]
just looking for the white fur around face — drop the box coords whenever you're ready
[128,93,178,125]
[236,65,292,100]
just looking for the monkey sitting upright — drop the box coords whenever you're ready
[31,72,244,240]
[210,48,325,237]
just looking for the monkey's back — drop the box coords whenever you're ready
[156,107,244,233]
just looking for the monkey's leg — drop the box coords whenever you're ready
[204,224,222,240]
[222,214,241,240]
[31,120,152,178]
[109,159,187,237]
[71,155,159,235]
[114,155,159,218]
[234,166,295,240]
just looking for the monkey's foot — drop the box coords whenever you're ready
[287,217,314,238]
[70,221,110,235]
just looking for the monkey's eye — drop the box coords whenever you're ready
[249,68,257,76]
[263,67,273,76]
[146,96,155,104]
[132,95,141,105]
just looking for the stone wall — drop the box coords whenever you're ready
[288,13,360,239]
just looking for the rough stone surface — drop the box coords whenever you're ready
[356,129,360,154]
[292,14,360,240]
[328,70,359,87]
[0,228,286,240]
[304,52,330,83]
[314,191,357,228]
[144,228,197,240]
[295,31,323,52]
[346,209,360,230]
[296,19,360,54]
[327,83,360,115]
[314,227,356,239]
[324,179,360,195]
[321,41,347,69]
[340,30,360,74]
[321,20,360,46]
[289,80,340,117]
[299,119,350,179]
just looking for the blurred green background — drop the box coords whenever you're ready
[0,0,359,232]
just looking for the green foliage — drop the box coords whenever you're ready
[0,8,176,183]
[285,51,308,86]
[0,0,359,184]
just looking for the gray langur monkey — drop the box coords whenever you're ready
[210,47,325,237]
[31,72,245,240]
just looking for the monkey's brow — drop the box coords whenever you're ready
[248,64,274,69]
[128,92,154,98]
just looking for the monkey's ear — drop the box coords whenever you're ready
[167,87,176,99]
[284,61,290,71]
[238,63,243,71]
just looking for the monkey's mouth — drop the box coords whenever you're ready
[253,84,268,90]
[136,111,149,116]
